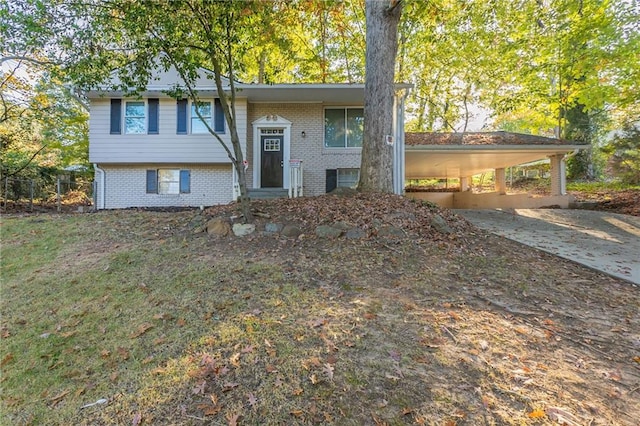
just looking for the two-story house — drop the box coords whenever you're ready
[88,67,411,209]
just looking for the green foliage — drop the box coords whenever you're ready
[602,124,640,185]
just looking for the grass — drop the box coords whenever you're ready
[566,180,640,192]
[1,208,638,425]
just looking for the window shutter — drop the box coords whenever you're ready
[148,98,159,134]
[214,98,225,133]
[146,170,158,194]
[325,169,337,193]
[179,170,191,194]
[176,99,188,134]
[110,99,122,134]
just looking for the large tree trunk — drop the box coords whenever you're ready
[358,0,402,193]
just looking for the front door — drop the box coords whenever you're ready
[261,134,284,187]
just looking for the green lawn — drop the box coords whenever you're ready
[1,206,638,425]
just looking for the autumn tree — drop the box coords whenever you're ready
[358,0,402,193]
[7,0,295,221]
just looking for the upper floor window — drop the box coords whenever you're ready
[177,98,225,134]
[191,102,212,134]
[324,108,364,148]
[125,101,145,134]
[110,98,158,135]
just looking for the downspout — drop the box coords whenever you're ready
[93,164,105,210]
[394,88,410,195]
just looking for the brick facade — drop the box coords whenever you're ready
[248,103,362,196]
[97,164,233,209]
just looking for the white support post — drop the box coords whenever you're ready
[495,168,507,195]
[549,154,566,196]
[460,176,470,192]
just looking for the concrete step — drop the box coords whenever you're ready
[248,188,289,200]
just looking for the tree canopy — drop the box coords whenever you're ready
[2,0,638,190]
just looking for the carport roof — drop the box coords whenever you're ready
[405,132,587,179]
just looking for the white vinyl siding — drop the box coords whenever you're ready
[89,97,247,164]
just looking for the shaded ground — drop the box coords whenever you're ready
[569,189,640,217]
[1,193,638,425]
[457,209,640,284]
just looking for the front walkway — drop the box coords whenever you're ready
[456,209,640,285]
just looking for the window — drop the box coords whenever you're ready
[146,169,190,194]
[324,108,364,148]
[178,99,225,134]
[191,102,212,134]
[125,101,146,134]
[110,99,159,135]
[338,168,360,188]
[325,168,360,192]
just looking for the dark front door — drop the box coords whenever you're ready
[261,134,284,187]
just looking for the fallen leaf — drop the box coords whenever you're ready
[100,349,111,359]
[545,407,582,426]
[323,363,334,381]
[226,412,241,426]
[60,331,77,338]
[265,364,278,373]
[202,405,222,416]
[192,380,206,395]
[130,323,153,338]
[290,409,304,417]
[448,311,461,321]
[132,412,142,426]
[528,408,545,418]
[223,382,239,392]
[117,347,130,360]
[49,389,71,406]
[363,312,377,320]
[247,392,258,407]
[176,318,186,327]
[1,352,15,367]
[230,352,241,367]
[310,374,318,384]
[292,387,303,396]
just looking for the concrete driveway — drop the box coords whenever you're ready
[456,209,640,285]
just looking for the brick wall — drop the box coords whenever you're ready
[248,103,362,196]
[99,164,233,209]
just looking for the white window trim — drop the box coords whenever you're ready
[251,115,292,189]
[157,169,181,195]
[323,106,364,149]
[337,168,360,188]
[190,100,213,135]
[124,99,147,135]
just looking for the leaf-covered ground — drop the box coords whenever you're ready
[1,193,638,425]
[570,188,640,217]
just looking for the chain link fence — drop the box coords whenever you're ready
[1,174,93,212]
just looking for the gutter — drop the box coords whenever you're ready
[93,164,105,210]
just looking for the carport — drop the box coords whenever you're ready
[404,132,588,209]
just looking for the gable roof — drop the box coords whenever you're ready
[406,131,587,147]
